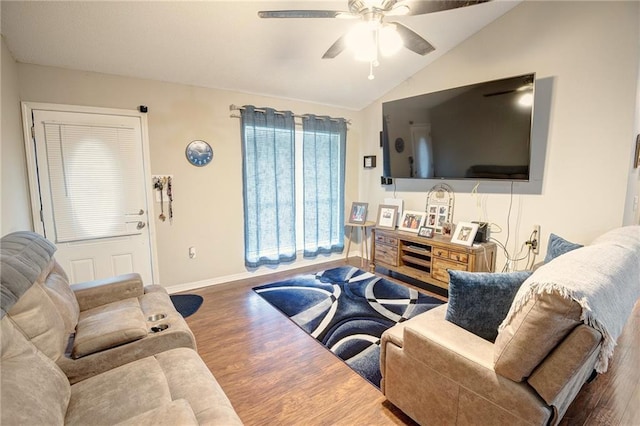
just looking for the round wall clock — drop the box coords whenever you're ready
[185,140,213,167]
[395,137,405,153]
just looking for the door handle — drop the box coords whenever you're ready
[127,209,144,216]
[126,220,146,229]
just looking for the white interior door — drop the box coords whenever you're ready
[25,105,155,284]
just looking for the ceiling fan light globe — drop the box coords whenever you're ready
[346,23,377,61]
[354,47,377,62]
[379,24,403,57]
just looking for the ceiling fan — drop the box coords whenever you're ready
[258,0,488,78]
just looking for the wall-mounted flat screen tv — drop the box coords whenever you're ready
[382,73,535,181]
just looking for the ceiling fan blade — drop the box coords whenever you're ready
[322,35,347,59]
[258,10,345,19]
[401,0,489,16]
[392,22,435,55]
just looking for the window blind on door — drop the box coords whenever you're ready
[43,122,145,243]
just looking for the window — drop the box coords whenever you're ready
[241,106,346,267]
[43,122,144,242]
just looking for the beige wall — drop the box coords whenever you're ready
[11,64,362,288]
[3,1,638,287]
[361,1,640,269]
[622,2,640,226]
[1,37,33,234]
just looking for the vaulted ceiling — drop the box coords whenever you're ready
[1,1,520,110]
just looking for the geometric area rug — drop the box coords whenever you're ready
[253,266,444,388]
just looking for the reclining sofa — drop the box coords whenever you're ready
[1,231,242,425]
[380,226,640,425]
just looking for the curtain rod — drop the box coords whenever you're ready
[229,104,351,125]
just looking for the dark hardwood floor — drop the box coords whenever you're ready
[183,258,639,426]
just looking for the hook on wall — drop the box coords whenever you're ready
[152,175,170,189]
[152,175,174,223]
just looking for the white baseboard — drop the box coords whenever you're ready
[165,250,364,294]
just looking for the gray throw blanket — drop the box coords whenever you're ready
[1,231,56,318]
[500,226,640,373]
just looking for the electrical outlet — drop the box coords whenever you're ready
[532,225,541,255]
[189,246,196,259]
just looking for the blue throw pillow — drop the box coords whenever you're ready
[445,270,532,342]
[544,233,583,263]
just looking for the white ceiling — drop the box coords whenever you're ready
[1,0,520,110]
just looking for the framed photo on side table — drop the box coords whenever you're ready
[399,210,426,233]
[376,205,398,230]
[451,222,479,246]
[349,202,369,224]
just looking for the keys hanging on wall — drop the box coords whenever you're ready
[167,176,173,223]
[152,175,173,223]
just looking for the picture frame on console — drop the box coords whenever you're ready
[349,202,368,224]
[384,198,404,227]
[451,222,479,247]
[426,202,449,234]
[399,210,425,233]
[376,205,398,230]
[418,226,434,238]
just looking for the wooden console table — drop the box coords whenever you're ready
[371,228,497,290]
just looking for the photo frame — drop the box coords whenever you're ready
[426,202,450,234]
[451,222,479,247]
[426,183,454,234]
[418,226,434,238]
[398,210,426,233]
[376,205,398,230]
[384,198,404,227]
[349,202,368,224]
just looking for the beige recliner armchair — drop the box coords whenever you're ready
[380,226,640,425]
[2,231,196,383]
[381,299,600,425]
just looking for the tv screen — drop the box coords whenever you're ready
[382,73,535,181]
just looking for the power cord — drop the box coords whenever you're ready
[471,181,483,221]
[490,238,533,272]
[473,181,541,271]
[524,228,539,270]
[490,227,539,271]
[490,181,542,271]
[503,181,514,257]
